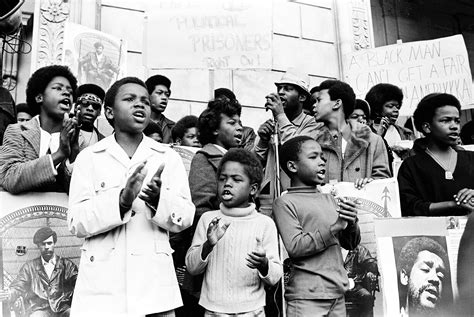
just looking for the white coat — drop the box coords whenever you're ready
[68,135,195,317]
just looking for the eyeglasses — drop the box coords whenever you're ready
[78,100,101,111]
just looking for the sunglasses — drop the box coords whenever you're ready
[78,99,101,111]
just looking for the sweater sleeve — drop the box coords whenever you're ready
[185,214,210,276]
[258,218,283,286]
[276,113,319,144]
[272,198,339,258]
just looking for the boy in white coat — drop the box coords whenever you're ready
[68,77,195,317]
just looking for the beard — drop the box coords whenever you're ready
[408,283,441,316]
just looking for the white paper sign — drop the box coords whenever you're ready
[145,0,272,69]
[343,35,473,116]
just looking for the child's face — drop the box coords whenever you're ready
[106,83,151,134]
[381,99,401,125]
[312,89,335,123]
[17,112,32,123]
[180,127,200,147]
[39,76,73,121]
[150,84,170,113]
[218,161,257,209]
[424,105,460,147]
[292,140,326,186]
[215,114,242,149]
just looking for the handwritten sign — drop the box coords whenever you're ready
[343,35,473,116]
[145,0,272,69]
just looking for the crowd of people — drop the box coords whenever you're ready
[0,64,473,317]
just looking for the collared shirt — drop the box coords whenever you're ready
[213,144,227,154]
[41,255,56,279]
[36,116,59,175]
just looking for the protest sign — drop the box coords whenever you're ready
[343,35,473,116]
[145,0,272,70]
[374,216,467,316]
[320,178,401,257]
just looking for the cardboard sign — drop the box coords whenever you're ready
[343,35,473,116]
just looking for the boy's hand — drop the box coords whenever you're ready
[454,188,474,213]
[354,177,373,190]
[55,114,78,160]
[331,198,359,234]
[120,162,148,208]
[257,119,275,142]
[0,289,10,301]
[207,217,230,246]
[138,163,165,208]
[246,237,269,276]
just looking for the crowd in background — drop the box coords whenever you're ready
[0,64,473,316]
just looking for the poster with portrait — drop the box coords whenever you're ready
[374,217,467,316]
[320,178,401,257]
[0,191,83,317]
[63,22,127,92]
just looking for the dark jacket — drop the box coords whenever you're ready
[152,115,175,144]
[344,245,378,287]
[9,256,78,314]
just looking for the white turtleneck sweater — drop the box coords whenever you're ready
[186,203,282,314]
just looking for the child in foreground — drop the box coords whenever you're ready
[68,77,195,316]
[273,135,361,317]
[186,148,282,316]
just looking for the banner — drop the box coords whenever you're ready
[145,0,272,70]
[343,35,473,116]
[374,216,467,316]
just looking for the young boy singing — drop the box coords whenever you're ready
[186,148,282,316]
[273,135,361,316]
[68,77,195,316]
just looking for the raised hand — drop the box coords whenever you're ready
[207,217,230,246]
[257,119,275,142]
[120,162,148,209]
[264,93,284,117]
[246,237,269,276]
[139,163,165,207]
[373,116,390,136]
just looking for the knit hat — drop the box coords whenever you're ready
[275,68,310,95]
[33,227,57,245]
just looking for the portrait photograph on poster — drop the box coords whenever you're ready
[374,217,467,316]
[0,192,83,317]
[63,22,127,92]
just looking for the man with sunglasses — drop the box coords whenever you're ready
[75,83,105,151]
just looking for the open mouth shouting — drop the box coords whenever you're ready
[132,109,147,123]
[221,189,233,201]
[317,168,326,180]
[58,98,72,110]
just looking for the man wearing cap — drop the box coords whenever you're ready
[75,83,105,151]
[0,227,78,317]
[145,74,175,144]
[254,68,320,214]
[79,41,119,90]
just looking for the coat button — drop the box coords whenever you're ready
[355,167,360,172]
[131,211,136,217]
[90,256,94,262]
[100,182,105,188]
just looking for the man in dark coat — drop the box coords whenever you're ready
[0,227,78,316]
